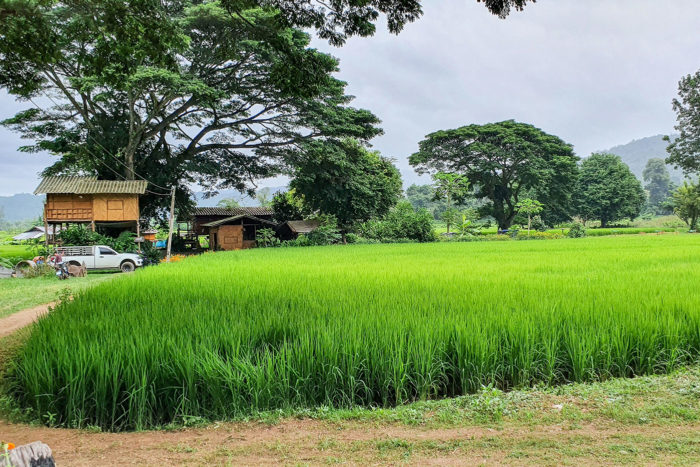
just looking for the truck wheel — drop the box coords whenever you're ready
[120,261,135,273]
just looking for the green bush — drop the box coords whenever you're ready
[358,201,436,243]
[256,228,281,248]
[57,225,138,253]
[567,223,587,238]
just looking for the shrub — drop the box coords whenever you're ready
[306,224,342,245]
[358,201,437,243]
[567,223,587,238]
[57,225,138,253]
[256,228,281,248]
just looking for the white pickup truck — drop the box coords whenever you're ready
[55,245,144,273]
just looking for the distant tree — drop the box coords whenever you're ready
[217,198,240,209]
[642,158,673,214]
[515,198,544,235]
[432,173,470,233]
[671,181,700,231]
[410,120,579,229]
[255,188,273,207]
[574,153,646,227]
[290,139,402,241]
[270,189,311,223]
[666,69,700,175]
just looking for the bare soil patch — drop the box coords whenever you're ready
[0,303,52,338]
[2,419,699,466]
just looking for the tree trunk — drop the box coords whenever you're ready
[527,214,531,236]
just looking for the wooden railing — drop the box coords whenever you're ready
[45,207,93,221]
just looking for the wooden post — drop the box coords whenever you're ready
[165,187,176,262]
[136,221,141,253]
[91,220,95,232]
[43,215,49,248]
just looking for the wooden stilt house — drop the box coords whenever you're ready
[34,176,148,244]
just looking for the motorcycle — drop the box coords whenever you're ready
[55,262,70,280]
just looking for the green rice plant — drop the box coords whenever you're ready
[6,235,700,431]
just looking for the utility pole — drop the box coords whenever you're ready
[165,186,176,262]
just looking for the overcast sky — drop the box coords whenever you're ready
[1,0,698,195]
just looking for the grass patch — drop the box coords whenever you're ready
[6,235,700,431]
[0,273,118,318]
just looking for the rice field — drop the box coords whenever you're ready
[8,234,700,431]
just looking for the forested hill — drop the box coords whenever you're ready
[604,134,682,182]
[0,193,44,222]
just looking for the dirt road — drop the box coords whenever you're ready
[0,303,52,338]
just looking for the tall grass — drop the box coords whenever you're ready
[8,235,700,430]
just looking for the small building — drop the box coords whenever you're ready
[276,220,320,241]
[34,176,147,244]
[13,226,48,242]
[202,214,276,250]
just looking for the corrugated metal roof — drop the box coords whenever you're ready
[194,206,274,217]
[286,220,320,234]
[202,215,276,228]
[34,176,148,194]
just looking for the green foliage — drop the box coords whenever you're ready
[218,0,532,46]
[271,190,310,223]
[666,69,700,175]
[574,153,646,227]
[567,223,587,238]
[671,181,700,231]
[0,1,381,221]
[57,225,138,253]
[216,198,240,209]
[410,120,578,229]
[358,201,437,243]
[8,235,700,430]
[305,224,342,246]
[515,198,544,235]
[291,139,402,232]
[432,172,470,234]
[255,228,280,248]
[643,158,674,214]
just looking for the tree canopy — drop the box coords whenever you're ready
[219,0,534,46]
[642,158,673,215]
[290,139,402,236]
[409,120,578,229]
[0,0,381,219]
[672,181,700,231]
[574,153,645,227]
[666,69,700,175]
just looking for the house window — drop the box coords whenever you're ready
[243,225,256,241]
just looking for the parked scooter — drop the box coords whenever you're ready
[49,253,70,280]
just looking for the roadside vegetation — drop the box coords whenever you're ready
[6,235,700,431]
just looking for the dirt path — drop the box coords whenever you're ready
[2,419,699,465]
[0,302,53,338]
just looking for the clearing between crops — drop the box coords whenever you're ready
[4,234,700,433]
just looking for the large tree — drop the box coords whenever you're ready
[574,153,645,227]
[666,70,700,175]
[409,120,578,229]
[0,1,381,219]
[642,158,673,214]
[290,139,402,239]
[220,0,534,46]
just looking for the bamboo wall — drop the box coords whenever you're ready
[45,194,93,221]
[92,194,140,222]
[45,194,140,223]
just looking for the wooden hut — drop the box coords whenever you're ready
[276,220,320,240]
[202,214,276,250]
[34,176,147,244]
